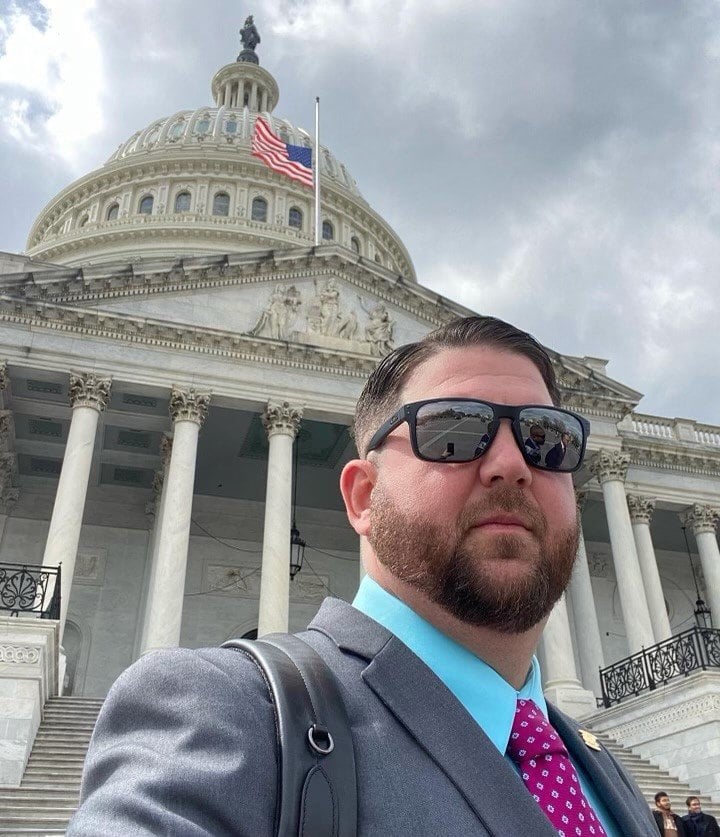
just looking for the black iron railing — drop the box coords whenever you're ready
[0,562,61,619]
[599,626,720,707]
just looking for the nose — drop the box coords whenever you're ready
[476,419,533,486]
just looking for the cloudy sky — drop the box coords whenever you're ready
[1,0,719,424]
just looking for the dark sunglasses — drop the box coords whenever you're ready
[365,398,590,473]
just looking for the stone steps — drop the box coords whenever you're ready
[596,732,720,820]
[0,696,100,835]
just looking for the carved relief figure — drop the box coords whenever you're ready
[250,285,301,340]
[362,300,395,356]
[306,278,346,337]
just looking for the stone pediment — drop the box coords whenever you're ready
[554,353,642,419]
[0,246,470,375]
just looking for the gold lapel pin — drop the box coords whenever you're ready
[578,729,602,751]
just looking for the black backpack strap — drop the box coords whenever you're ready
[222,633,357,837]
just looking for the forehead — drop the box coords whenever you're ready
[401,345,552,405]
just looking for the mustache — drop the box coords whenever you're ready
[457,486,547,537]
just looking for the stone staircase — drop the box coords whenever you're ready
[599,732,720,820]
[0,696,103,836]
[1,698,719,834]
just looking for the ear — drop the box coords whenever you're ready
[340,458,376,537]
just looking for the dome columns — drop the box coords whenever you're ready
[211,62,279,113]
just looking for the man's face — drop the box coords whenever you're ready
[688,799,701,814]
[366,346,579,634]
[531,428,545,445]
[656,796,672,812]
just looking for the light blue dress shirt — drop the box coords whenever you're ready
[353,576,620,836]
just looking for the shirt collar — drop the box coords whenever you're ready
[353,575,546,754]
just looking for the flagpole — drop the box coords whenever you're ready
[314,96,321,246]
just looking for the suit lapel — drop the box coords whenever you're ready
[548,705,658,837]
[361,635,558,837]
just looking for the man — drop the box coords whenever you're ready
[523,423,546,464]
[545,430,571,470]
[68,316,657,835]
[653,792,688,836]
[682,797,720,837]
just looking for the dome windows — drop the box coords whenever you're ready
[106,203,119,221]
[195,117,211,135]
[322,220,334,241]
[213,192,230,216]
[174,191,191,213]
[138,195,154,215]
[169,121,185,140]
[278,126,290,143]
[288,206,303,230]
[225,119,238,134]
[350,236,361,254]
[251,197,268,222]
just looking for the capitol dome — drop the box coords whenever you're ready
[25,35,415,280]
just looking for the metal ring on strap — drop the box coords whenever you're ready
[307,723,334,755]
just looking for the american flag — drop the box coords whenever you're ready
[251,117,314,188]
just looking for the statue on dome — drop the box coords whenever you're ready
[239,15,261,63]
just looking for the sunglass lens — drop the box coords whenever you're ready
[518,408,584,471]
[415,400,495,462]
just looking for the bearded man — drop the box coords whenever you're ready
[69,316,657,836]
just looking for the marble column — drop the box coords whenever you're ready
[627,495,671,642]
[141,388,209,653]
[542,593,597,719]
[138,434,173,655]
[257,401,302,636]
[590,449,655,654]
[567,492,605,694]
[42,372,111,640]
[682,505,720,627]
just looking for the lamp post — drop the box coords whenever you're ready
[289,431,305,580]
[682,525,713,629]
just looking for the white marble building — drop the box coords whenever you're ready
[2,33,720,797]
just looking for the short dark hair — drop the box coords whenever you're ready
[353,315,560,456]
[686,796,699,808]
[654,792,669,803]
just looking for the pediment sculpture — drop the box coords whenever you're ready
[247,281,395,356]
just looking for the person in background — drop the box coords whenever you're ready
[682,797,720,837]
[653,792,688,836]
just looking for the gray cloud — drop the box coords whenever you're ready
[0,0,718,423]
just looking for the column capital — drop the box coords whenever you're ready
[681,504,720,535]
[69,372,112,411]
[169,387,210,426]
[0,410,13,452]
[262,401,303,439]
[627,494,656,525]
[589,449,630,484]
[574,490,587,513]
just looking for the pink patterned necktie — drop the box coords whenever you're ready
[506,698,607,837]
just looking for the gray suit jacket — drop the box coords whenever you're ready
[69,598,657,836]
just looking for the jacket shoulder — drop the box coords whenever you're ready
[68,646,278,836]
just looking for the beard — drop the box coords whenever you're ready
[368,484,579,634]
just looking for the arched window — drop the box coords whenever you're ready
[251,197,268,222]
[174,191,191,213]
[322,220,334,241]
[169,121,185,139]
[350,236,360,254]
[225,119,238,134]
[138,195,153,215]
[106,203,119,221]
[288,207,303,229]
[213,192,230,216]
[278,126,290,143]
[78,214,89,228]
[195,118,211,134]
